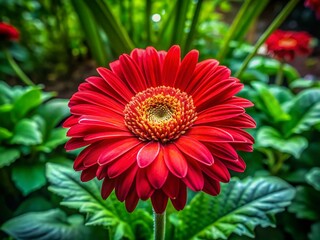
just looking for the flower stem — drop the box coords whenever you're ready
[4,48,35,86]
[154,210,166,240]
[235,0,299,78]
[275,61,285,85]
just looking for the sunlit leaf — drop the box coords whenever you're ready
[1,209,101,240]
[306,168,320,191]
[173,177,295,240]
[10,119,42,145]
[12,163,46,196]
[256,126,308,158]
[46,163,153,240]
[282,89,320,136]
[0,147,20,168]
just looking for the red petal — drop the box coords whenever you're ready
[202,175,221,196]
[119,54,147,93]
[182,160,204,191]
[146,147,168,189]
[174,136,213,166]
[162,45,180,86]
[223,156,246,172]
[187,126,234,143]
[196,105,245,125]
[185,59,219,93]
[97,67,134,101]
[115,164,138,201]
[108,145,140,178]
[125,185,139,212]
[162,173,180,199]
[137,141,160,168]
[101,178,115,199]
[80,165,98,182]
[63,116,78,128]
[200,158,230,182]
[65,137,91,151]
[213,114,256,129]
[163,144,188,178]
[136,168,154,200]
[98,138,142,165]
[171,182,187,211]
[142,47,162,87]
[174,50,198,90]
[207,142,238,161]
[224,96,254,108]
[96,166,108,180]
[151,190,168,214]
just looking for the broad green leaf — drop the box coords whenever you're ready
[37,99,69,133]
[12,163,46,196]
[12,87,42,121]
[10,119,42,145]
[309,222,320,240]
[0,81,13,103]
[14,196,53,216]
[256,126,308,158]
[306,168,320,191]
[0,127,12,140]
[46,163,153,240]
[282,89,320,136]
[37,128,68,153]
[269,86,294,104]
[290,79,320,90]
[1,209,100,240]
[289,186,320,221]
[173,177,295,240]
[0,147,20,167]
[251,82,290,122]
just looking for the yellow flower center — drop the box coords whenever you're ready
[124,86,197,143]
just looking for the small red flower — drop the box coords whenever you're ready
[305,0,320,19]
[64,46,256,213]
[265,30,312,61]
[0,22,19,42]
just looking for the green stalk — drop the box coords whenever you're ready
[146,0,152,45]
[183,0,204,54]
[275,61,285,85]
[154,210,166,240]
[171,0,191,47]
[235,0,299,78]
[4,49,35,86]
[217,0,253,61]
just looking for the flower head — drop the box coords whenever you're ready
[305,0,320,19]
[64,46,256,213]
[265,29,313,61]
[0,22,19,42]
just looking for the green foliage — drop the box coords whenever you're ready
[0,81,69,196]
[1,209,104,240]
[46,163,153,240]
[172,177,295,240]
[306,168,320,191]
[309,222,320,240]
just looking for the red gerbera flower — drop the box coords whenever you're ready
[0,22,19,42]
[305,0,320,19]
[64,45,256,213]
[265,29,312,61]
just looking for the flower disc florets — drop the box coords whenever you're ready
[124,86,197,143]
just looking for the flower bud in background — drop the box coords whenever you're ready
[0,22,20,43]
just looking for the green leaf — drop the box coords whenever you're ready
[37,128,68,153]
[251,82,290,122]
[0,147,20,167]
[37,99,69,133]
[256,126,308,158]
[282,89,320,136]
[309,222,320,240]
[0,127,12,140]
[14,196,53,216]
[173,177,295,240]
[10,119,42,145]
[12,87,42,121]
[46,163,153,240]
[290,79,320,90]
[289,186,320,220]
[12,163,46,196]
[306,168,320,191]
[1,209,98,240]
